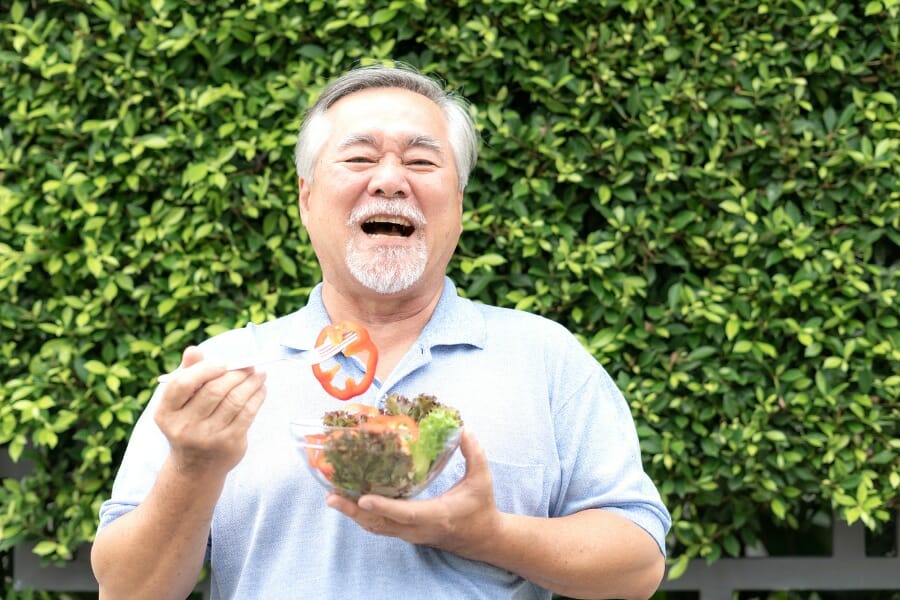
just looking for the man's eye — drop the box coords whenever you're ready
[346,156,375,163]
[407,159,436,167]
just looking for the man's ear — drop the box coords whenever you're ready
[298,176,311,225]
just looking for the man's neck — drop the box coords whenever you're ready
[319,279,444,382]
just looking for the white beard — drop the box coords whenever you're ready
[345,237,428,294]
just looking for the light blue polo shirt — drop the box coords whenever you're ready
[98,277,670,599]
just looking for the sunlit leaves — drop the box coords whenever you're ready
[0,0,897,576]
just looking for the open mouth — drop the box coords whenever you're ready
[361,217,415,237]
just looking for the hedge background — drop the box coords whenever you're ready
[1,0,898,590]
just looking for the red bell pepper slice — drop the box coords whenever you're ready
[311,321,378,401]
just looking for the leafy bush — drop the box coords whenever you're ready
[1,0,897,584]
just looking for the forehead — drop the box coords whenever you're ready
[323,87,449,145]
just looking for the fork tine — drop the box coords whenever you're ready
[312,342,338,358]
[330,331,358,354]
[312,330,359,362]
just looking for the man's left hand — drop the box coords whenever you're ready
[325,430,500,558]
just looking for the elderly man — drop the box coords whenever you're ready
[92,64,671,600]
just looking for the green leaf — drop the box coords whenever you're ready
[158,298,179,317]
[804,52,819,71]
[477,253,507,266]
[822,356,844,369]
[138,134,170,149]
[667,555,690,579]
[687,346,717,361]
[371,8,397,24]
[764,430,787,443]
[871,91,897,106]
[722,534,740,557]
[83,360,107,375]
[596,185,611,205]
[733,340,753,354]
[864,1,884,15]
[771,497,786,519]
[32,541,58,557]
[183,162,209,185]
[720,200,742,215]
[98,411,113,429]
[756,342,777,358]
[10,1,25,22]
[725,318,740,340]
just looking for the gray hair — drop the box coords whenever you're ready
[294,64,479,191]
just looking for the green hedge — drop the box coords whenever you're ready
[1,0,897,583]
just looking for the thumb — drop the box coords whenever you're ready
[454,430,494,501]
[459,429,489,475]
[180,345,205,369]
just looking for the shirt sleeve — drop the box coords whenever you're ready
[549,332,672,556]
[96,389,170,531]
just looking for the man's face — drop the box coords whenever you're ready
[298,87,464,296]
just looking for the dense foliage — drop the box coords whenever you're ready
[1,0,897,585]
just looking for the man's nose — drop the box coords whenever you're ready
[368,159,410,198]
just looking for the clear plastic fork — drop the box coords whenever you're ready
[156,331,360,383]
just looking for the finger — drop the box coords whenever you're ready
[326,492,357,515]
[180,346,204,369]
[326,493,373,525]
[224,373,267,430]
[196,367,255,407]
[357,494,418,525]
[158,360,228,412]
[160,346,213,390]
[204,370,267,427]
[326,493,386,521]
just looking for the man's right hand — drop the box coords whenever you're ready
[93,346,267,599]
[154,346,267,477]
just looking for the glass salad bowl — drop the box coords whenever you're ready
[290,395,463,499]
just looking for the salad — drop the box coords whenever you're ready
[302,393,464,498]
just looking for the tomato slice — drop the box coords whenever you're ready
[304,433,335,480]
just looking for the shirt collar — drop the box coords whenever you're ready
[278,277,485,352]
[419,277,486,350]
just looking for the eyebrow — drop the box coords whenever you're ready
[336,133,445,154]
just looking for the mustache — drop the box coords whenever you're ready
[347,199,427,228]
